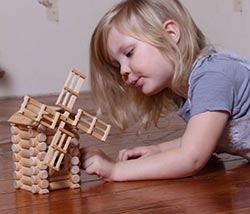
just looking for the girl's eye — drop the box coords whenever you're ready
[125,49,134,58]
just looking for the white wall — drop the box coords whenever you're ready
[0,0,117,98]
[181,0,250,57]
[0,0,250,98]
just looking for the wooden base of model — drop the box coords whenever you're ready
[9,114,80,194]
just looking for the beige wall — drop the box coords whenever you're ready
[0,0,249,98]
[182,0,250,56]
[0,0,117,97]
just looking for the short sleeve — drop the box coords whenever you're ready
[178,52,250,123]
[189,71,234,117]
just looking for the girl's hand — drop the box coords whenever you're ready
[80,147,115,181]
[118,145,161,161]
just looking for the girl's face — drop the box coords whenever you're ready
[107,27,175,96]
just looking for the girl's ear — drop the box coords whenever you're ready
[162,20,181,44]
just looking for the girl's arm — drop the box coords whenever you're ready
[117,125,184,160]
[118,138,181,161]
[82,111,229,181]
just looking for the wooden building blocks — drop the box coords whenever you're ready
[8,69,111,194]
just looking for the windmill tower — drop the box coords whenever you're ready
[8,69,111,194]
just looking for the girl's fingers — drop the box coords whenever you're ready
[118,148,142,161]
[118,149,129,161]
[83,158,96,175]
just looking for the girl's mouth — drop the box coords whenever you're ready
[131,78,142,89]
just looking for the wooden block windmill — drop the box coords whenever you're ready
[8,69,111,194]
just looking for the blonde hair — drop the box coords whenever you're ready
[90,0,207,130]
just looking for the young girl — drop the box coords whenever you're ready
[80,0,250,181]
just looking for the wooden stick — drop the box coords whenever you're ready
[37,152,47,161]
[69,73,77,89]
[10,126,20,135]
[12,153,22,162]
[18,130,31,140]
[30,185,40,194]
[16,139,31,149]
[30,166,39,175]
[20,148,31,159]
[67,95,77,110]
[21,184,33,192]
[30,165,48,175]
[38,170,49,179]
[13,180,22,189]
[31,185,49,194]
[36,133,47,142]
[50,112,60,129]
[31,176,49,187]
[59,127,75,138]
[30,139,38,147]
[72,68,86,78]
[70,174,80,183]
[18,96,30,113]
[57,133,67,148]
[71,183,81,189]
[74,78,84,93]
[29,147,39,156]
[37,180,49,189]
[30,157,39,166]
[38,162,48,170]
[37,124,47,133]
[28,128,38,138]
[11,144,21,153]
[71,156,79,165]
[14,155,43,168]
[36,104,47,122]
[49,180,80,190]
[13,171,22,180]
[13,162,22,171]
[19,157,31,168]
[21,167,33,177]
[11,135,21,144]
[64,86,79,97]
[48,174,70,182]
[21,175,32,186]
[55,153,65,170]
[29,142,47,155]
[31,138,41,148]
[62,135,72,151]
[70,166,80,174]
[14,167,33,178]
[49,180,69,190]
[38,188,49,194]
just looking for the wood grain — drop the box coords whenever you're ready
[1,93,250,214]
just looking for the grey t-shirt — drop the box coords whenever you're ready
[178,49,250,159]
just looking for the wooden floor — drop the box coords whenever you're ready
[1,93,250,214]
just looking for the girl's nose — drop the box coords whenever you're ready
[120,65,130,81]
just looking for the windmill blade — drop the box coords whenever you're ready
[18,96,60,129]
[73,109,111,142]
[43,121,77,171]
[56,69,86,112]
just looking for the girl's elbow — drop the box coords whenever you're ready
[185,156,207,176]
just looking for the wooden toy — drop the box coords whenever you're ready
[8,69,111,194]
